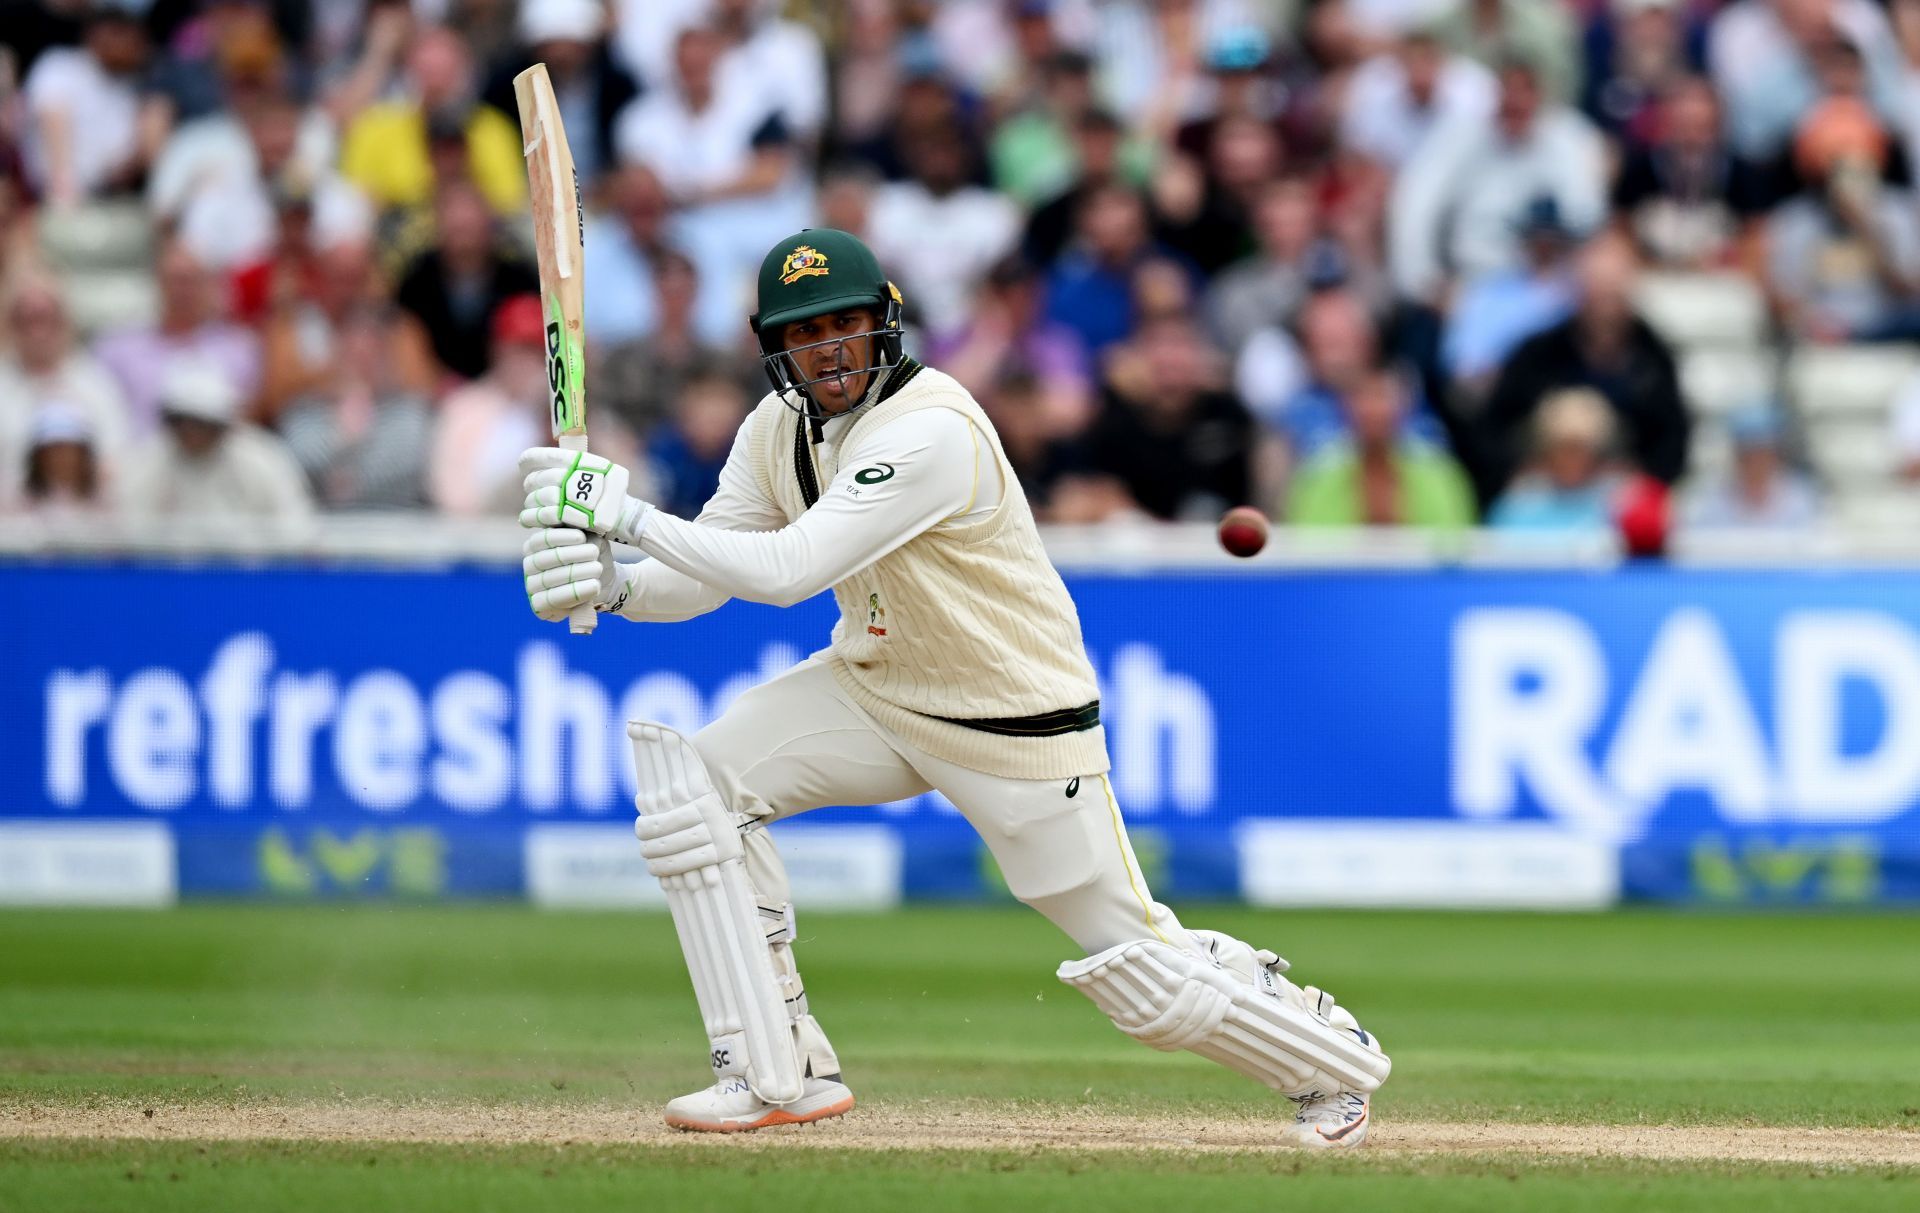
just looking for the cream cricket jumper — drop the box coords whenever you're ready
[625,365,1107,780]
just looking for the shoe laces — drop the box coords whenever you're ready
[1288,1089,1365,1125]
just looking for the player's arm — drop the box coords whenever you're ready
[520,408,981,609]
[522,415,782,623]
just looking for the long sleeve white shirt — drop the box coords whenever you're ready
[1389,107,1605,300]
[613,403,1003,620]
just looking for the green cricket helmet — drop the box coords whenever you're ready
[749,228,905,420]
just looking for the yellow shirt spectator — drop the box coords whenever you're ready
[339,102,526,216]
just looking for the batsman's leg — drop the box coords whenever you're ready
[632,658,930,1132]
[918,756,1390,1148]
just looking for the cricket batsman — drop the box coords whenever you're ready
[516,230,1390,1145]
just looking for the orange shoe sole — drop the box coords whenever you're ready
[665,1094,855,1133]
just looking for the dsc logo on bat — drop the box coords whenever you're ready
[545,318,573,431]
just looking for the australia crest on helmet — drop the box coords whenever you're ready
[780,244,830,285]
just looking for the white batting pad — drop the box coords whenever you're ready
[1057,939,1391,1096]
[630,722,804,1105]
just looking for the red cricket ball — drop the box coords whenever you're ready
[1218,506,1270,558]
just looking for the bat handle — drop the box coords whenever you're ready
[557,433,602,637]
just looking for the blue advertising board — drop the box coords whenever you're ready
[4,560,1919,905]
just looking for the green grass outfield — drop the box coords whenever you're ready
[2,905,1916,1211]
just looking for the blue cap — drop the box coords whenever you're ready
[1726,406,1785,448]
[1209,27,1271,73]
[1303,240,1350,290]
[1514,194,1576,240]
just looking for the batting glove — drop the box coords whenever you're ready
[518,446,654,544]
[521,527,635,622]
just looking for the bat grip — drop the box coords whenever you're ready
[557,433,602,636]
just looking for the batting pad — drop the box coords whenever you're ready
[1058,939,1391,1096]
[630,722,804,1105]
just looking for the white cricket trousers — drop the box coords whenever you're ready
[688,656,1187,954]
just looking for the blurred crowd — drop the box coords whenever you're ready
[6,0,1920,540]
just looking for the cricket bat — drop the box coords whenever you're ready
[514,63,601,636]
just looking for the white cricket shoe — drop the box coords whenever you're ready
[663,1073,854,1133]
[1284,1089,1372,1149]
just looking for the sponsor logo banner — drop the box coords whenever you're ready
[5,562,1920,903]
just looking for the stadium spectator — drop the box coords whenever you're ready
[1610,75,1776,270]
[1285,369,1476,530]
[143,1,314,124]
[94,238,262,434]
[1390,53,1606,303]
[19,2,155,207]
[1579,0,1700,143]
[1070,316,1252,521]
[339,23,526,218]
[1486,386,1626,532]
[584,164,740,349]
[1022,107,1148,269]
[225,172,375,330]
[831,0,911,161]
[1170,25,1281,159]
[391,179,539,383]
[868,121,1022,342]
[1434,0,1580,103]
[18,401,108,518]
[1442,195,1580,391]
[646,370,751,519]
[1043,183,1163,356]
[1340,26,1496,173]
[1086,0,1223,129]
[1476,236,1690,500]
[430,294,551,516]
[1206,175,1321,355]
[277,303,433,510]
[121,356,313,523]
[992,49,1107,208]
[479,0,639,187]
[614,22,805,288]
[1709,0,1904,162]
[1152,113,1277,275]
[591,247,753,442]
[708,0,831,147]
[932,255,1093,439]
[1681,406,1822,530]
[1766,99,1920,342]
[0,276,132,508]
[144,11,338,271]
[255,207,414,425]
[979,369,1080,521]
[1247,286,1446,460]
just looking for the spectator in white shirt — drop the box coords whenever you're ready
[147,54,338,272]
[710,0,830,145]
[1709,0,1905,161]
[1341,27,1496,172]
[614,23,807,303]
[869,122,1023,342]
[20,4,154,206]
[1389,53,1606,303]
[121,357,314,525]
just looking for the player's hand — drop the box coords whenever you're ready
[518,447,654,544]
[521,527,631,622]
